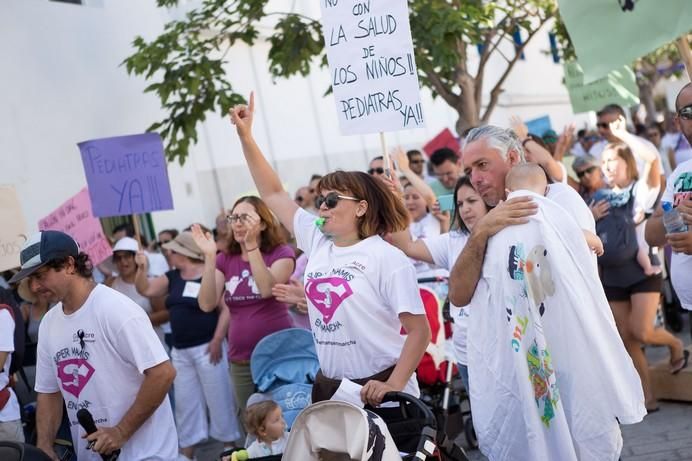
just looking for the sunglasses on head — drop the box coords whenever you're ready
[678,104,692,120]
[368,167,385,175]
[576,165,598,178]
[315,192,360,209]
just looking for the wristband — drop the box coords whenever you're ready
[245,246,259,252]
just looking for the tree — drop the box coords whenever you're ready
[124,0,556,164]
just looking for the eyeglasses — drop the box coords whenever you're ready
[678,104,692,120]
[409,159,424,165]
[367,167,385,175]
[596,122,610,129]
[315,192,360,209]
[576,166,598,178]
[157,239,171,248]
[226,213,251,223]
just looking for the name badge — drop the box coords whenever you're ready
[182,281,201,298]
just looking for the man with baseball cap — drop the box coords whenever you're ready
[11,230,178,460]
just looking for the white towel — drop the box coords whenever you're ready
[467,191,646,461]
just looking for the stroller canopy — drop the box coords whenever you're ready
[284,400,401,461]
[251,328,319,392]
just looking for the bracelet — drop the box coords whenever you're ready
[245,246,259,252]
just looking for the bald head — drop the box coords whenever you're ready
[506,163,548,196]
[675,82,692,111]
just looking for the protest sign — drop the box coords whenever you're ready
[525,116,553,137]
[0,185,27,272]
[557,0,692,83]
[78,133,174,217]
[563,62,639,114]
[320,0,424,135]
[39,188,112,265]
[422,128,460,157]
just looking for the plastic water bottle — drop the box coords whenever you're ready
[662,202,688,234]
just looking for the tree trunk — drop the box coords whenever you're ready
[455,77,480,137]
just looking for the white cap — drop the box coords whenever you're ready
[112,237,139,253]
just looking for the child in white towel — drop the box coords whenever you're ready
[506,163,604,256]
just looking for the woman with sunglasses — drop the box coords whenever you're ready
[222,93,431,407]
[195,196,295,411]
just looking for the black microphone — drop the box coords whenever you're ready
[76,408,121,461]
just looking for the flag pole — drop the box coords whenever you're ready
[380,132,391,178]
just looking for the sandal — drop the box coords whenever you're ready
[671,349,690,375]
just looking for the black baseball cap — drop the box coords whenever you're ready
[9,230,79,283]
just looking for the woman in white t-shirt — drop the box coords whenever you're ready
[227,93,431,406]
[391,176,489,391]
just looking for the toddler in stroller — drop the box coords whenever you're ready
[223,400,288,460]
[282,392,469,461]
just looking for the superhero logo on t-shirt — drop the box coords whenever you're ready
[304,277,353,324]
[57,358,95,398]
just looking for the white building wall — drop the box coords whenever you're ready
[1,0,588,235]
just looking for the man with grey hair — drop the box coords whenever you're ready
[448,124,594,308]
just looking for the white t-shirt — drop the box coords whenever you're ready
[546,182,596,233]
[111,277,166,345]
[410,214,448,279]
[0,309,20,422]
[422,232,470,364]
[294,209,424,396]
[663,159,692,311]
[35,284,178,460]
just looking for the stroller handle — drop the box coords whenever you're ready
[381,391,437,429]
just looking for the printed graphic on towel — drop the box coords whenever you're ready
[304,276,353,324]
[506,242,560,428]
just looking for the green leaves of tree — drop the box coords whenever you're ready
[125,0,555,163]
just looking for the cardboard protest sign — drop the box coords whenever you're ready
[525,116,553,137]
[38,188,112,265]
[563,62,640,114]
[320,0,424,135]
[0,185,27,272]
[422,128,460,157]
[78,133,174,217]
[558,0,692,83]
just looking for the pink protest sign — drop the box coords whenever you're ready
[38,188,112,265]
[422,128,460,157]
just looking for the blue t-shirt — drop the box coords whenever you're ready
[165,270,219,349]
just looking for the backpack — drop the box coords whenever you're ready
[595,185,639,267]
[0,301,26,376]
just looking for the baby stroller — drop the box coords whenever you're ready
[415,278,474,448]
[0,442,52,461]
[283,392,469,460]
[249,328,320,428]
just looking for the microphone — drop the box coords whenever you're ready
[76,408,121,461]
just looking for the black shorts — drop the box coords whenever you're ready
[603,274,662,302]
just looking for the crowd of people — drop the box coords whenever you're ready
[0,83,691,461]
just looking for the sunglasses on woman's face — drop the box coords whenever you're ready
[315,192,360,209]
[678,104,692,120]
[368,167,385,175]
[576,166,598,178]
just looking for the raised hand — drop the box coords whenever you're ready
[241,212,263,249]
[134,251,149,271]
[392,146,410,172]
[229,91,255,138]
[190,223,217,257]
[510,115,529,141]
